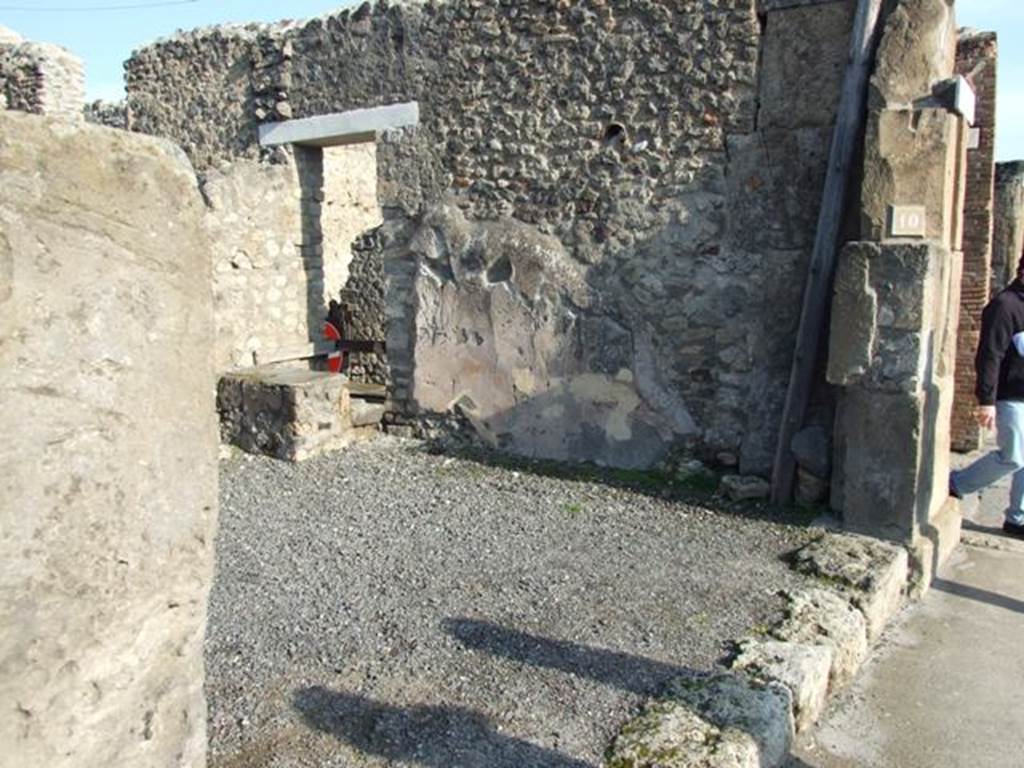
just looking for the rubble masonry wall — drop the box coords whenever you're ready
[0,26,85,120]
[126,0,857,470]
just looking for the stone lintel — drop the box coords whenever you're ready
[759,0,848,10]
[258,102,419,148]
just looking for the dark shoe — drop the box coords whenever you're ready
[1003,520,1024,539]
[949,475,963,500]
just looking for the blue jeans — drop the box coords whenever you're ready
[951,400,1024,525]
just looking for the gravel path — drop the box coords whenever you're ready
[207,437,817,768]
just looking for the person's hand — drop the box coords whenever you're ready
[977,405,996,430]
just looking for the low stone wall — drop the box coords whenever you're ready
[0,111,217,767]
[607,532,910,767]
[0,26,84,120]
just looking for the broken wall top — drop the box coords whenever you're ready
[0,27,85,120]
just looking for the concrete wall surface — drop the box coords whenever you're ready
[0,111,218,767]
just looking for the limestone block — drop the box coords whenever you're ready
[828,241,946,392]
[721,474,771,501]
[758,0,855,129]
[0,112,217,767]
[773,588,868,691]
[869,0,957,109]
[791,533,909,640]
[218,367,356,461]
[911,496,962,597]
[834,388,925,541]
[606,673,793,768]
[732,640,832,733]
[861,108,962,247]
[828,242,879,386]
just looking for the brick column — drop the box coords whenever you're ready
[951,31,997,453]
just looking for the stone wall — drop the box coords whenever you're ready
[84,99,127,129]
[126,0,858,470]
[0,26,84,120]
[0,111,218,766]
[950,30,997,453]
[992,161,1024,293]
[828,0,964,588]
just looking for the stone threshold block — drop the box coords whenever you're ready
[606,673,793,768]
[217,367,385,461]
[790,532,908,640]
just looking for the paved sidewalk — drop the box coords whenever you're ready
[788,463,1024,768]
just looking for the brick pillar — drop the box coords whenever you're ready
[951,31,997,453]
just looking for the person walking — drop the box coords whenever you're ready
[951,256,1024,539]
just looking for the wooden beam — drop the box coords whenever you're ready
[770,0,886,504]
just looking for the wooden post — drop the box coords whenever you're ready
[770,0,886,504]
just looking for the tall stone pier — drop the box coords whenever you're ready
[992,161,1024,293]
[829,0,965,590]
[0,112,218,767]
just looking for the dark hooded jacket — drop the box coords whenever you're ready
[976,280,1024,405]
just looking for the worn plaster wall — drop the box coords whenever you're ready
[0,111,217,767]
[203,157,312,370]
[202,143,381,372]
[322,142,383,302]
[0,26,84,120]
[127,0,858,469]
[992,161,1024,293]
[951,30,997,453]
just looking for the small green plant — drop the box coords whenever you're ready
[563,502,584,516]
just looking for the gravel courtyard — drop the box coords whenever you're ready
[207,437,818,768]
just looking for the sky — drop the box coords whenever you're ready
[0,0,1022,160]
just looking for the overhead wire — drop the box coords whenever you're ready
[0,0,198,11]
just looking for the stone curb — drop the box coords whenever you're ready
[604,532,910,768]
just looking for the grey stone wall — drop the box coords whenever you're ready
[84,99,127,129]
[127,0,858,470]
[343,226,389,384]
[0,111,217,766]
[993,161,1024,293]
[0,28,85,120]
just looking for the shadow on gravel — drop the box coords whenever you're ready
[415,440,818,528]
[292,686,593,768]
[443,618,697,696]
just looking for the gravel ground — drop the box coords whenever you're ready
[207,437,817,768]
